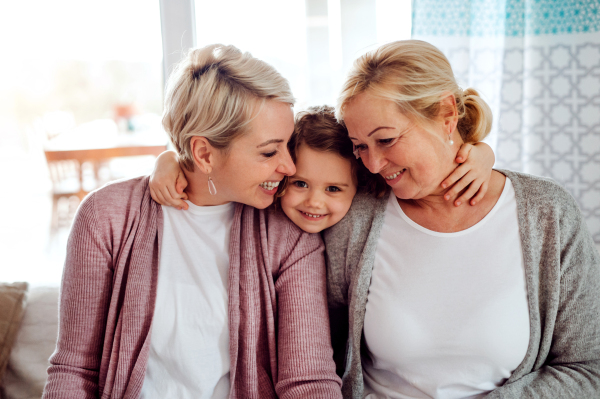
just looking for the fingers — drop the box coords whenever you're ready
[166,188,189,210]
[165,182,179,202]
[150,187,159,204]
[443,170,475,204]
[171,172,190,209]
[443,142,493,206]
[171,172,189,210]
[469,180,489,206]
[152,187,168,206]
[175,171,189,194]
[160,186,188,210]
[454,179,482,207]
[455,143,473,164]
[441,163,469,189]
[178,197,189,210]
[152,187,187,210]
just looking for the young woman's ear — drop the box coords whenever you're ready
[439,93,458,135]
[190,136,215,175]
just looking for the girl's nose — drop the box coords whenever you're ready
[304,190,325,209]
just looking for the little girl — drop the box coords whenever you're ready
[149,105,495,233]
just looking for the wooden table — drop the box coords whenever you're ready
[43,125,168,228]
[45,144,167,198]
[44,145,167,163]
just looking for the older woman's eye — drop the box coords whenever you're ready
[326,186,341,192]
[355,144,368,152]
[293,180,308,188]
[378,138,396,146]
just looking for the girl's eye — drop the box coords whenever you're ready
[262,150,277,158]
[293,180,308,188]
[326,186,341,192]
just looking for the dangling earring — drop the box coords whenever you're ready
[208,176,217,195]
[448,133,454,146]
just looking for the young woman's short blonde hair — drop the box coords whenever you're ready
[163,44,295,171]
[336,40,492,143]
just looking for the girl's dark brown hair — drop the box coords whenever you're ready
[276,105,386,199]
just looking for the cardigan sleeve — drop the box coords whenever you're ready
[43,192,113,398]
[323,189,387,380]
[324,220,352,379]
[274,225,342,399]
[486,184,600,398]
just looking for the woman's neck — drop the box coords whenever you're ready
[404,188,457,212]
[397,171,506,233]
[183,168,231,207]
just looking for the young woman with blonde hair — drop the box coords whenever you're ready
[43,44,343,399]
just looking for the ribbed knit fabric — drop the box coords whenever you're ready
[42,176,342,399]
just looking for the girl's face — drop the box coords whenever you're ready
[281,144,357,233]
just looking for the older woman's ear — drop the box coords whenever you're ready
[439,93,459,136]
[190,136,215,175]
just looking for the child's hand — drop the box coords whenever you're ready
[149,150,189,210]
[441,142,495,206]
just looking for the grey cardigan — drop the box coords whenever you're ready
[324,170,600,398]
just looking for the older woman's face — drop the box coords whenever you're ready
[344,92,457,200]
[211,100,296,209]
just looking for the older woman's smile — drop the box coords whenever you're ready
[384,169,406,180]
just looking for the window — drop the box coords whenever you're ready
[192,0,411,108]
[1,0,411,285]
[0,0,163,285]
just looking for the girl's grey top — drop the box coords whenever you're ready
[324,169,600,399]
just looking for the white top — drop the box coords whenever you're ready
[363,179,530,399]
[140,201,235,399]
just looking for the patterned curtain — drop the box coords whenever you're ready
[412,0,600,243]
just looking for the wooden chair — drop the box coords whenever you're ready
[45,159,84,231]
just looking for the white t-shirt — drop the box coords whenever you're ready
[140,201,235,399]
[363,179,530,399]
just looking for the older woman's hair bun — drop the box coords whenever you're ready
[336,40,492,143]
[162,44,294,171]
[456,88,493,143]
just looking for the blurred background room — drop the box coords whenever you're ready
[0,0,412,287]
[0,0,598,397]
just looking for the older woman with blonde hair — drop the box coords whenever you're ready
[326,40,600,398]
[43,44,342,398]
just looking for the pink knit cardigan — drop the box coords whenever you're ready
[43,176,342,398]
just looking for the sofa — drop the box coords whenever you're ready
[0,284,59,399]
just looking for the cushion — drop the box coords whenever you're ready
[2,286,59,399]
[0,282,28,381]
